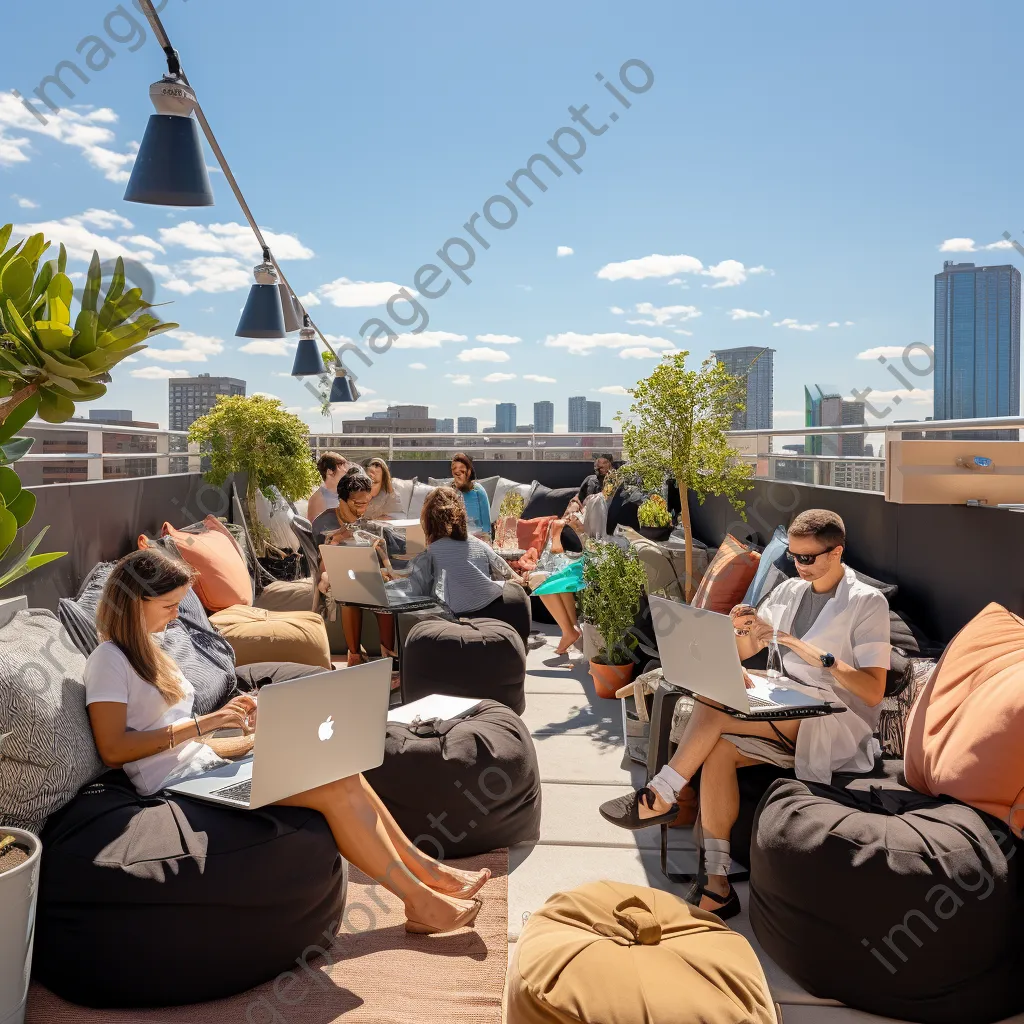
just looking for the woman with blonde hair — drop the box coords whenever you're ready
[361,456,402,520]
[84,548,488,935]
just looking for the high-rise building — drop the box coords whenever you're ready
[805,384,865,456]
[495,403,517,432]
[534,401,554,433]
[435,418,454,432]
[169,374,246,431]
[568,396,588,433]
[934,261,1021,439]
[88,409,134,424]
[457,417,478,433]
[342,405,435,435]
[711,346,775,430]
[586,400,602,431]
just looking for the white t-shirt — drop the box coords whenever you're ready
[84,641,224,797]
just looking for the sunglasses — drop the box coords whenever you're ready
[785,546,836,566]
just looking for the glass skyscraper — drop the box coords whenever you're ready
[495,402,517,432]
[805,384,865,456]
[568,396,587,432]
[457,417,478,433]
[711,346,774,430]
[934,262,1020,436]
[533,401,554,433]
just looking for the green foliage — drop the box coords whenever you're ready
[620,351,753,515]
[0,226,179,591]
[579,542,647,665]
[497,488,526,520]
[638,494,672,528]
[189,395,321,556]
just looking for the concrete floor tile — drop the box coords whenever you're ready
[521,693,623,743]
[529,732,646,785]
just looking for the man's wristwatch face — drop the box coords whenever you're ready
[820,652,836,669]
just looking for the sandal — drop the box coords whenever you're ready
[599,787,681,831]
[685,880,741,921]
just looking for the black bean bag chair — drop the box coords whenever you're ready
[365,699,541,858]
[464,580,531,642]
[402,616,527,714]
[522,483,577,519]
[750,770,1024,1024]
[34,771,347,1008]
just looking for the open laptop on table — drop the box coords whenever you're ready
[320,543,437,611]
[166,659,391,809]
[387,518,427,556]
[648,595,843,721]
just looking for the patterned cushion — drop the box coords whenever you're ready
[58,561,236,716]
[0,609,105,833]
[691,535,761,614]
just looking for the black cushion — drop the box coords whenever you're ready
[57,561,236,716]
[750,772,1024,1024]
[365,699,541,858]
[605,484,643,533]
[402,616,527,714]
[464,581,532,642]
[522,484,577,520]
[34,770,347,1007]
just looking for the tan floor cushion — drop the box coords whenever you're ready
[254,578,315,613]
[210,605,332,669]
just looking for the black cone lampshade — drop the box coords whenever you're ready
[236,254,286,339]
[279,284,303,333]
[291,325,323,376]
[124,78,214,207]
[328,367,357,403]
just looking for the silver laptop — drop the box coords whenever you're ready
[320,543,432,609]
[388,518,427,556]
[166,660,391,809]
[648,596,838,720]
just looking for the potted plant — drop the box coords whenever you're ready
[637,493,673,541]
[0,828,41,1024]
[619,351,754,600]
[494,488,525,551]
[188,395,321,558]
[579,541,648,698]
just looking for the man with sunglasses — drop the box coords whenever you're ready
[600,508,890,920]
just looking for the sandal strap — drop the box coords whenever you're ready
[698,885,733,906]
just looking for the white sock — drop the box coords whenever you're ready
[647,765,688,806]
[704,837,731,878]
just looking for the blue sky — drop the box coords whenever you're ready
[3,0,1022,434]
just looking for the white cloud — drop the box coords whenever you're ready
[459,397,501,407]
[457,347,511,363]
[938,238,1013,254]
[475,333,520,345]
[619,346,678,359]
[773,318,819,332]
[158,221,314,262]
[142,330,225,363]
[317,277,407,307]
[728,308,770,320]
[609,306,625,315]
[11,211,151,263]
[483,372,517,382]
[298,291,321,307]
[596,385,630,395]
[522,374,556,383]
[0,96,137,182]
[543,331,677,356]
[118,233,165,253]
[409,362,427,370]
[828,321,841,328]
[844,320,855,326]
[130,366,190,380]
[239,340,291,356]
[856,346,906,360]
[162,256,252,295]
[445,373,473,386]
[672,329,693,335]
[597,253,704,281]
[391,330,467,350]
[625,302,701,327]
[12,195,38,209]
[556,246,574,257]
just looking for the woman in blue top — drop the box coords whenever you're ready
[450,452,491,538]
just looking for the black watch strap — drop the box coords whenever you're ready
[820,652,836,669]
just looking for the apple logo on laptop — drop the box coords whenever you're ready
[347,569,357,580]
[688,639,701,662]
[318,715,335,742]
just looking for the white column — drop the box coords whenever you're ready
[86,427,103,481]
[155,431,170,475]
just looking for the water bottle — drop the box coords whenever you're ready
[766,629,783,680]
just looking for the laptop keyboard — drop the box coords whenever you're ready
[211,779,252,804]
[747,694,776,710]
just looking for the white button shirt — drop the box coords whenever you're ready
[758,565,891,784]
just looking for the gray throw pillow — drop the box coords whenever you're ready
[0,609,105,833]
[428,476,454,488]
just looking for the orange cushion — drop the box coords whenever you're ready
[209,605,332,669]
[691,535,760,613]
[513,516,558,573]
[162,517,252,612]
[905,603,1024,838]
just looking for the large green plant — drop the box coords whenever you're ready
[188,395,321,556]
[579,542,647,666]
[620,351,753,601]
[0,225,178,590]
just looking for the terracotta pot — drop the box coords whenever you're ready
[589,659,634,699]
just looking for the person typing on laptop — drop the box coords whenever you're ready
[84,549,488,936]
[600,509,889,919]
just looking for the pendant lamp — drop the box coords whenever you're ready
[279,284,303,333]
[328,366,358,403]
[236,250,286,339]
[291,319,323,376]
[124,77,215,207]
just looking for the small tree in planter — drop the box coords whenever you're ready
[188,395,321,557]
[620,351,753,601]
[579,541,648,698]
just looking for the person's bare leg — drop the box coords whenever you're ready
[351,774,490,897]
[541,593,581,653]
[557,593,582,652]
[376,613,396,657]
[277,775,479,932]
[342,607,364,665]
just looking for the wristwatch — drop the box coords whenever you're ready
[820,652,836,669]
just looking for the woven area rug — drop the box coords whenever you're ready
[27,849,508,1024]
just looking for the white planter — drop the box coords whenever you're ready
[0,828,41,1024]
[0,596,27,631]
[581,622,604,663]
